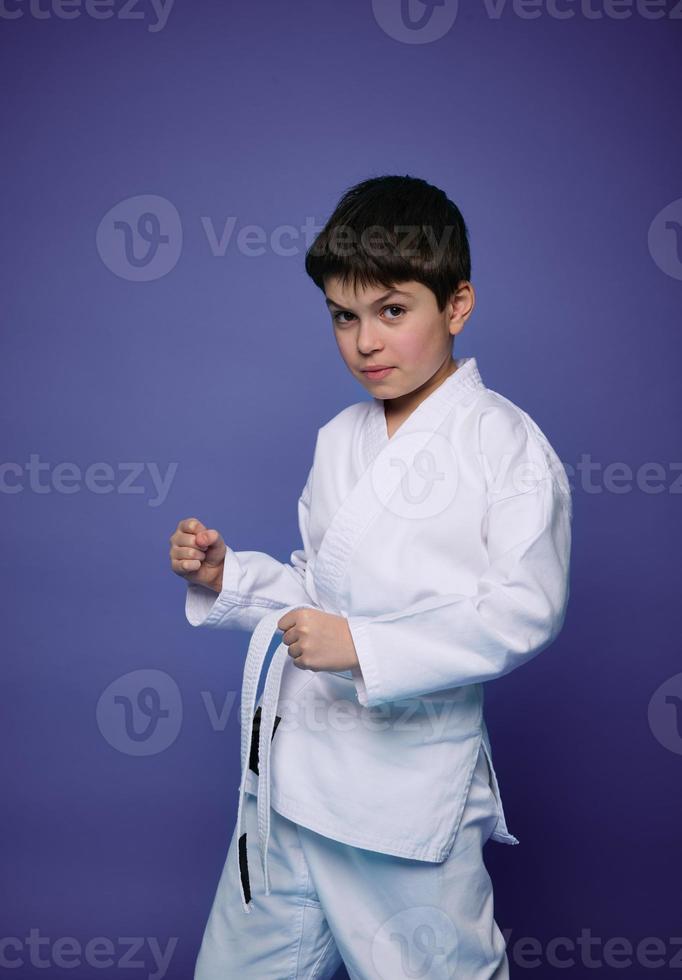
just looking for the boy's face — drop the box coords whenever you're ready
[323,276,474,401]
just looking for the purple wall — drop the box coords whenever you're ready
[2,2,681,977]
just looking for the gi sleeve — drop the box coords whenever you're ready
[346,405,573,707]
[184,465,314,633]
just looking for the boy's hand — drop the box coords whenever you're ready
[169,518,226,593]
[277,608,360,673]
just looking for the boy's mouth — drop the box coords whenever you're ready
[361,366,394,380]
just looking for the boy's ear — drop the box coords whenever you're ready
[448,281,475,332]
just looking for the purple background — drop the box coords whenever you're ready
[2,1,681,978]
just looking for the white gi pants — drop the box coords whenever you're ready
[194,744,510,980]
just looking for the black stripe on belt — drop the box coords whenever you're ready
[248,705,282,776]
[240,706,283,906]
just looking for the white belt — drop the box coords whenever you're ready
[235,603,320,914]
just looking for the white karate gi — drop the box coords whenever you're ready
[185,355,572,977]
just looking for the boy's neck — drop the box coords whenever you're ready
[384,355,459,423]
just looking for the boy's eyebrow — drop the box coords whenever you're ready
[324,288,413,310]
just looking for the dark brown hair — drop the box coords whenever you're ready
[305,174,471,313]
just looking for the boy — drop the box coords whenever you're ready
[170,174,572,979]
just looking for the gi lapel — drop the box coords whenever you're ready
[313,357,484,612]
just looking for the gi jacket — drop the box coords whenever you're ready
[186,356,572,907]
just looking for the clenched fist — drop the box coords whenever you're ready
[278,607,360,673]
[169,517,226,593]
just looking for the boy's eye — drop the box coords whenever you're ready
[383,305,405,319]
[332,305,405,324]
